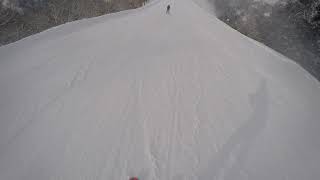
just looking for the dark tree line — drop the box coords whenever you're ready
[300,0,320,27]
[210,0,320,80]
[0,0,147,45]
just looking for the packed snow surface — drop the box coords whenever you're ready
[0,0,320,179]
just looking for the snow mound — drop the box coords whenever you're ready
[0,0,319,179]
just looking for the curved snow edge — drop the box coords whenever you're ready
[0,0,162,51]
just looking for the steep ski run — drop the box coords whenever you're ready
[0,0,320,180]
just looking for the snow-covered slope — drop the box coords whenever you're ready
[0,0,320,179]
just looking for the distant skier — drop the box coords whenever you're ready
[166,4,171,14]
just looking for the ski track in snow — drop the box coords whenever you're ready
[0,0,320,179]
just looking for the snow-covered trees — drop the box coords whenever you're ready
[0,0,147,45]
[210,0,320,80]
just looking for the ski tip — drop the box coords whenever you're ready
[129,177,139,180]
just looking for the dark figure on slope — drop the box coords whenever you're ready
[166,4,171,14]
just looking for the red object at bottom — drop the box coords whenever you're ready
[130,177,139,180]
